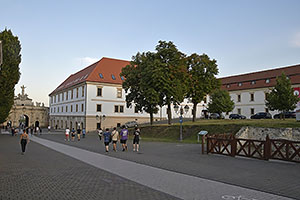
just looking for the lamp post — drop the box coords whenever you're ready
[174,104,190,142]
[96,114,106,129]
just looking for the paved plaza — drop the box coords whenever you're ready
[1,130,299,200]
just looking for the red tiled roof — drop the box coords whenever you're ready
[49,57,130,95]
[220,64,300,91]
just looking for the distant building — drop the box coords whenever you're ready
[5,85,49,128]
[48,57,207,131]
[220,64,300,118]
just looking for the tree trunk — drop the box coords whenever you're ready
[150,112,153,125]
[167,103,172,125]
[192,103,197,122]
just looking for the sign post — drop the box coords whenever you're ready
[198,131,208,154]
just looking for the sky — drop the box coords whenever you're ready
[1,0,300,106]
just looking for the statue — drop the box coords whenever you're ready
[21,85,26,96]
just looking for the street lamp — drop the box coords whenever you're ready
[96,114,106,129]
[174,104,190,142]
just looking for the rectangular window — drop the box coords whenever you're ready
[51,108,52,113]
[61,106,63,112]
[58,94,60,102]
[237,94,241,102]
[120,105,124,113]
[51,97,53,104]
[237,108,241,115]
[76,104,78,112]
[114,105,124,113]
[97,87,102,96]
[62,93,64,101]
[54,107,56,113]
[96,123,101,129]
[265,108,269,113]
[58,107,60,113]
[117,88,122,98]
[114,105,119,112]
[71,90,73,99]
[82,86,84,97]
[251,108,255,115]
[97,104,102,112]
[76,88,79,98]
[71,105,73,112]
[134,106,139,113]
[54,96,56,103]
[66,106,68,112]
[81,104,84,112]
[66,92,68,100]
[250,93,254,101]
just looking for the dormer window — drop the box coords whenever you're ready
[112,75,116,80]
[120,76,125,81]
[238,82,242,87]
[99,73,103,79]
[265,79,270,83]
[251,81,256,85]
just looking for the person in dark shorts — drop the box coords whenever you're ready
[77,127,81,141]
[111,127,119,151]
[71,128,75,141]
[133,126,140,152]
[120,125,129,151]
[103,128,111,152]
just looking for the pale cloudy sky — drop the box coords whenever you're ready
[1,0,300,106]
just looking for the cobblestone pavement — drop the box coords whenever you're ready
[0,134,180,200]
[37,131,300,200]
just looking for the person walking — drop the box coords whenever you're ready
[71,128,75,141]
[48,125,51,133]
[36,126,39,135]
[30,126,33,137]
[11,127,15,136]
[82,128,86,138]
[120,125,129,151]
[97,128,103,141]
[111,127,119,152]
[65,127,70,141]
[103,128,111,152]
[20,129,29,155]
[77,127,81,141]
[133,126,141,152]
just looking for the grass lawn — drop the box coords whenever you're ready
[137,119,300,144]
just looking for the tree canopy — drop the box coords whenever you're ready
[0,29,21,124]
[266,72,299,119]
[208,89,234,115]
[185,53,220,122]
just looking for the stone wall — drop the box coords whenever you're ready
[236,126,300,141]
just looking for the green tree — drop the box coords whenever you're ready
[186,53,220,122]
[0,29,21,124]
[121,52,160,125]
[155,41,187,125]
[208,89,234,116]
[266,72,299,119]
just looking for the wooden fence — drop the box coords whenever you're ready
[206,134,300,163]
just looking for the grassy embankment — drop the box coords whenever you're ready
[136,119,300,143]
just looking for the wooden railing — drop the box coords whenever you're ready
[206,134,300,163]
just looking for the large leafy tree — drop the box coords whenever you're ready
[0,29,21,124]
[186,53,220,122]
[121,52,160,125]
[155,41,188,124]
[208,89,234,115]
[266,72,299,119]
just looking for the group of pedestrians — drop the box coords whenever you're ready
[64,127,86,141]
[98,125,141,153]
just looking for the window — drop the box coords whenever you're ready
[82,86,84,97]
[54,107,56,113]
[251,81,256,85]
[251,108,255,115]
[76,104,78,112]
[51,97,53,104]
[71,105,73,112]
[114,105,124,113]
[112,74,116,80]
[120,76,125,81]
[51,108,52,113]
[54,96,56,103]
[58,107,60,113]
[226,84,230,88]
[61,106,63,112]
[97,87,102,96]
[134,106,139,113]
[58,94,60,102]
[71,90,73,99]
[76,88,79,98]
[250,93,254,101]
[226,111,229,115]
[265,79,270,83]
[237,108,241,115]
[66,106,68,112]
[81,104,84,112]
[99,73,103,79]
[97,123,101,129]
[62,93,64,101]
[117,88,122,98]
[237,94,241,102]
[238,82,242,87]
[265,108,269,113]
[66,92,68,100]
[97,104,102,112]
